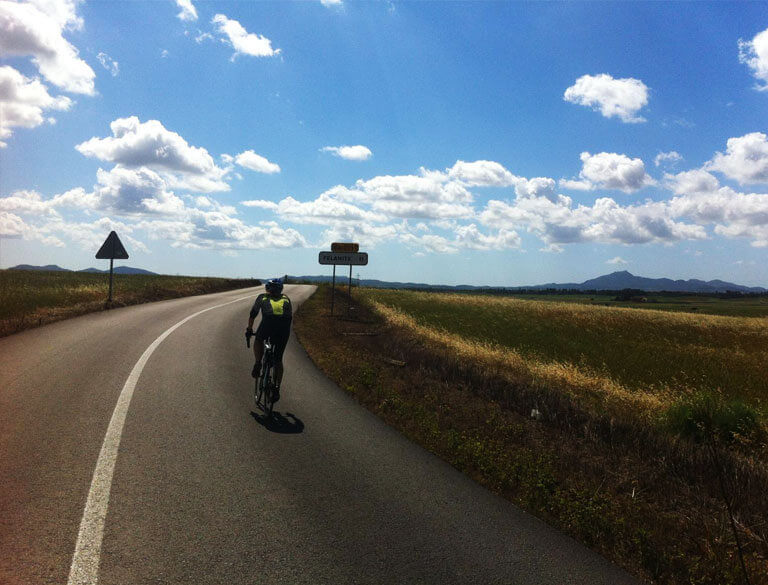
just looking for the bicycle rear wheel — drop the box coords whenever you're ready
[262,363,274,417]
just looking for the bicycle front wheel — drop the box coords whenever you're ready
[262,368,274,417]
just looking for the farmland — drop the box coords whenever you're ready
[0,269,261,337]
[361,289,768,418]
[294,286,768,584]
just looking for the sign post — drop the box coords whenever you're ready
[319,243,368,316]
[95,231,129,303]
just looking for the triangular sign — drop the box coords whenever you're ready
[95,231,129,259]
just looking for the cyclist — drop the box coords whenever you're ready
[246,278,292,402]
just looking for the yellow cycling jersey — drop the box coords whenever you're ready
[250,293,293,322]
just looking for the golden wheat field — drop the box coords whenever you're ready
[359,289,768,433]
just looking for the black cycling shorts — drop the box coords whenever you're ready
[255,323,290,363]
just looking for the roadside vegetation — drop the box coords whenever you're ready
[0,269,261,337]
[294,285,768,585]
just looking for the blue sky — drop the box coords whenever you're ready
[2,0,768,286]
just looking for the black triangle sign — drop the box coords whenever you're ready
[95,231,129,259]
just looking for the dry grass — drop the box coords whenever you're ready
[0,269,261,337]
[294,286,768,585]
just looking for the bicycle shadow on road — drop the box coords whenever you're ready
[250,410,305,434]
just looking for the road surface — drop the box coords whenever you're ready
[0,285,642,584]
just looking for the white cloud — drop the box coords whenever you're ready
[739,28,768,91]
[514,177,558,202]
[664,169,720,196]
[212,14,280,60]
[654,151,682,167]
[321,145,372,161]
[275,194,387,225]
[707,132,768,185]
[75,116,230,192]
[453,223,521,251]
[400,233,458,254]
[320,0,343,6]
[241,199,279,210]
[96,52,119,76]
[235,150,280,174]
[90,166,186,216]
[194,31,213,44]
[0,211,64,246]
[479,193,705,247]
[175,0,197,22]
[564,73,649,123]
[332,172,475,220]
[446,159,519,187]
[606,256,628,265]
[569,151,655,193]
[320,222,399,248]
[0,65,72,146]
[0,0,95,94]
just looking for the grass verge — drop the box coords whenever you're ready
[294,285,768,585]
[0,269,261,338]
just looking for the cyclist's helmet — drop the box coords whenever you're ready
[266,278,284,294]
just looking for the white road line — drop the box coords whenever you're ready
[67,293,257,585]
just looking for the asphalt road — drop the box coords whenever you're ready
[0,285,643,585]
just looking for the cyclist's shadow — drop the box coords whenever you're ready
[250,410,305,434]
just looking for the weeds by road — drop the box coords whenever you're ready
[0,269,261,337]
[294,285,768,585]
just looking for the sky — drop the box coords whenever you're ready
[2,0,768,286]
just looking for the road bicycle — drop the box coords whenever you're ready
[246,333,277,417]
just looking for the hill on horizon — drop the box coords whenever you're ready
[292,270,766,294]
[8,264,158,276]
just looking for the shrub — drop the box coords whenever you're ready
[664,390,762,444]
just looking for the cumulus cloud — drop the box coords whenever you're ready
[175,0,197,22]
[606,256,628,265]
[707,132,768,185]
[739,28,768,91]
[446,159,519,187]
[320,0,343,6]
[321,145,372,161]
[235,150,280,174]
[330,171,475,220]
[241,199,279,210]
[0,65,72,146]
[479,193,705,247]
[76,116,230,192]
[564,73,649,123]
[212,14,280,60]
[96,52,119,76]
[0,0,95,94]
[453,223,521,251]
[565,152,655,193]
[654,151,682,167]
[275,194,387,225]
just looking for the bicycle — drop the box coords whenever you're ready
[246,332,277,417]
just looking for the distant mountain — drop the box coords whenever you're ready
[10,264,70,271]
[527,271,766,293]
[80,266,157,275]
[9,264,157,275]
[290,270,766,294]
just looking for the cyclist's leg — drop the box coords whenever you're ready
[272,329,290,387]
[252,324,265,377]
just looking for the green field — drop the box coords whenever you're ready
[502,292,768,317]
[359,288,768,424]
[0,269,260,337]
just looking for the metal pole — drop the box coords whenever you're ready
[108,257,114,303]
[331,264,336,316]
[348,263,352,315]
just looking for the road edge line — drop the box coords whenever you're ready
[66,292,256,585]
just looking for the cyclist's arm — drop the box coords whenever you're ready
[247,294,264,330]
